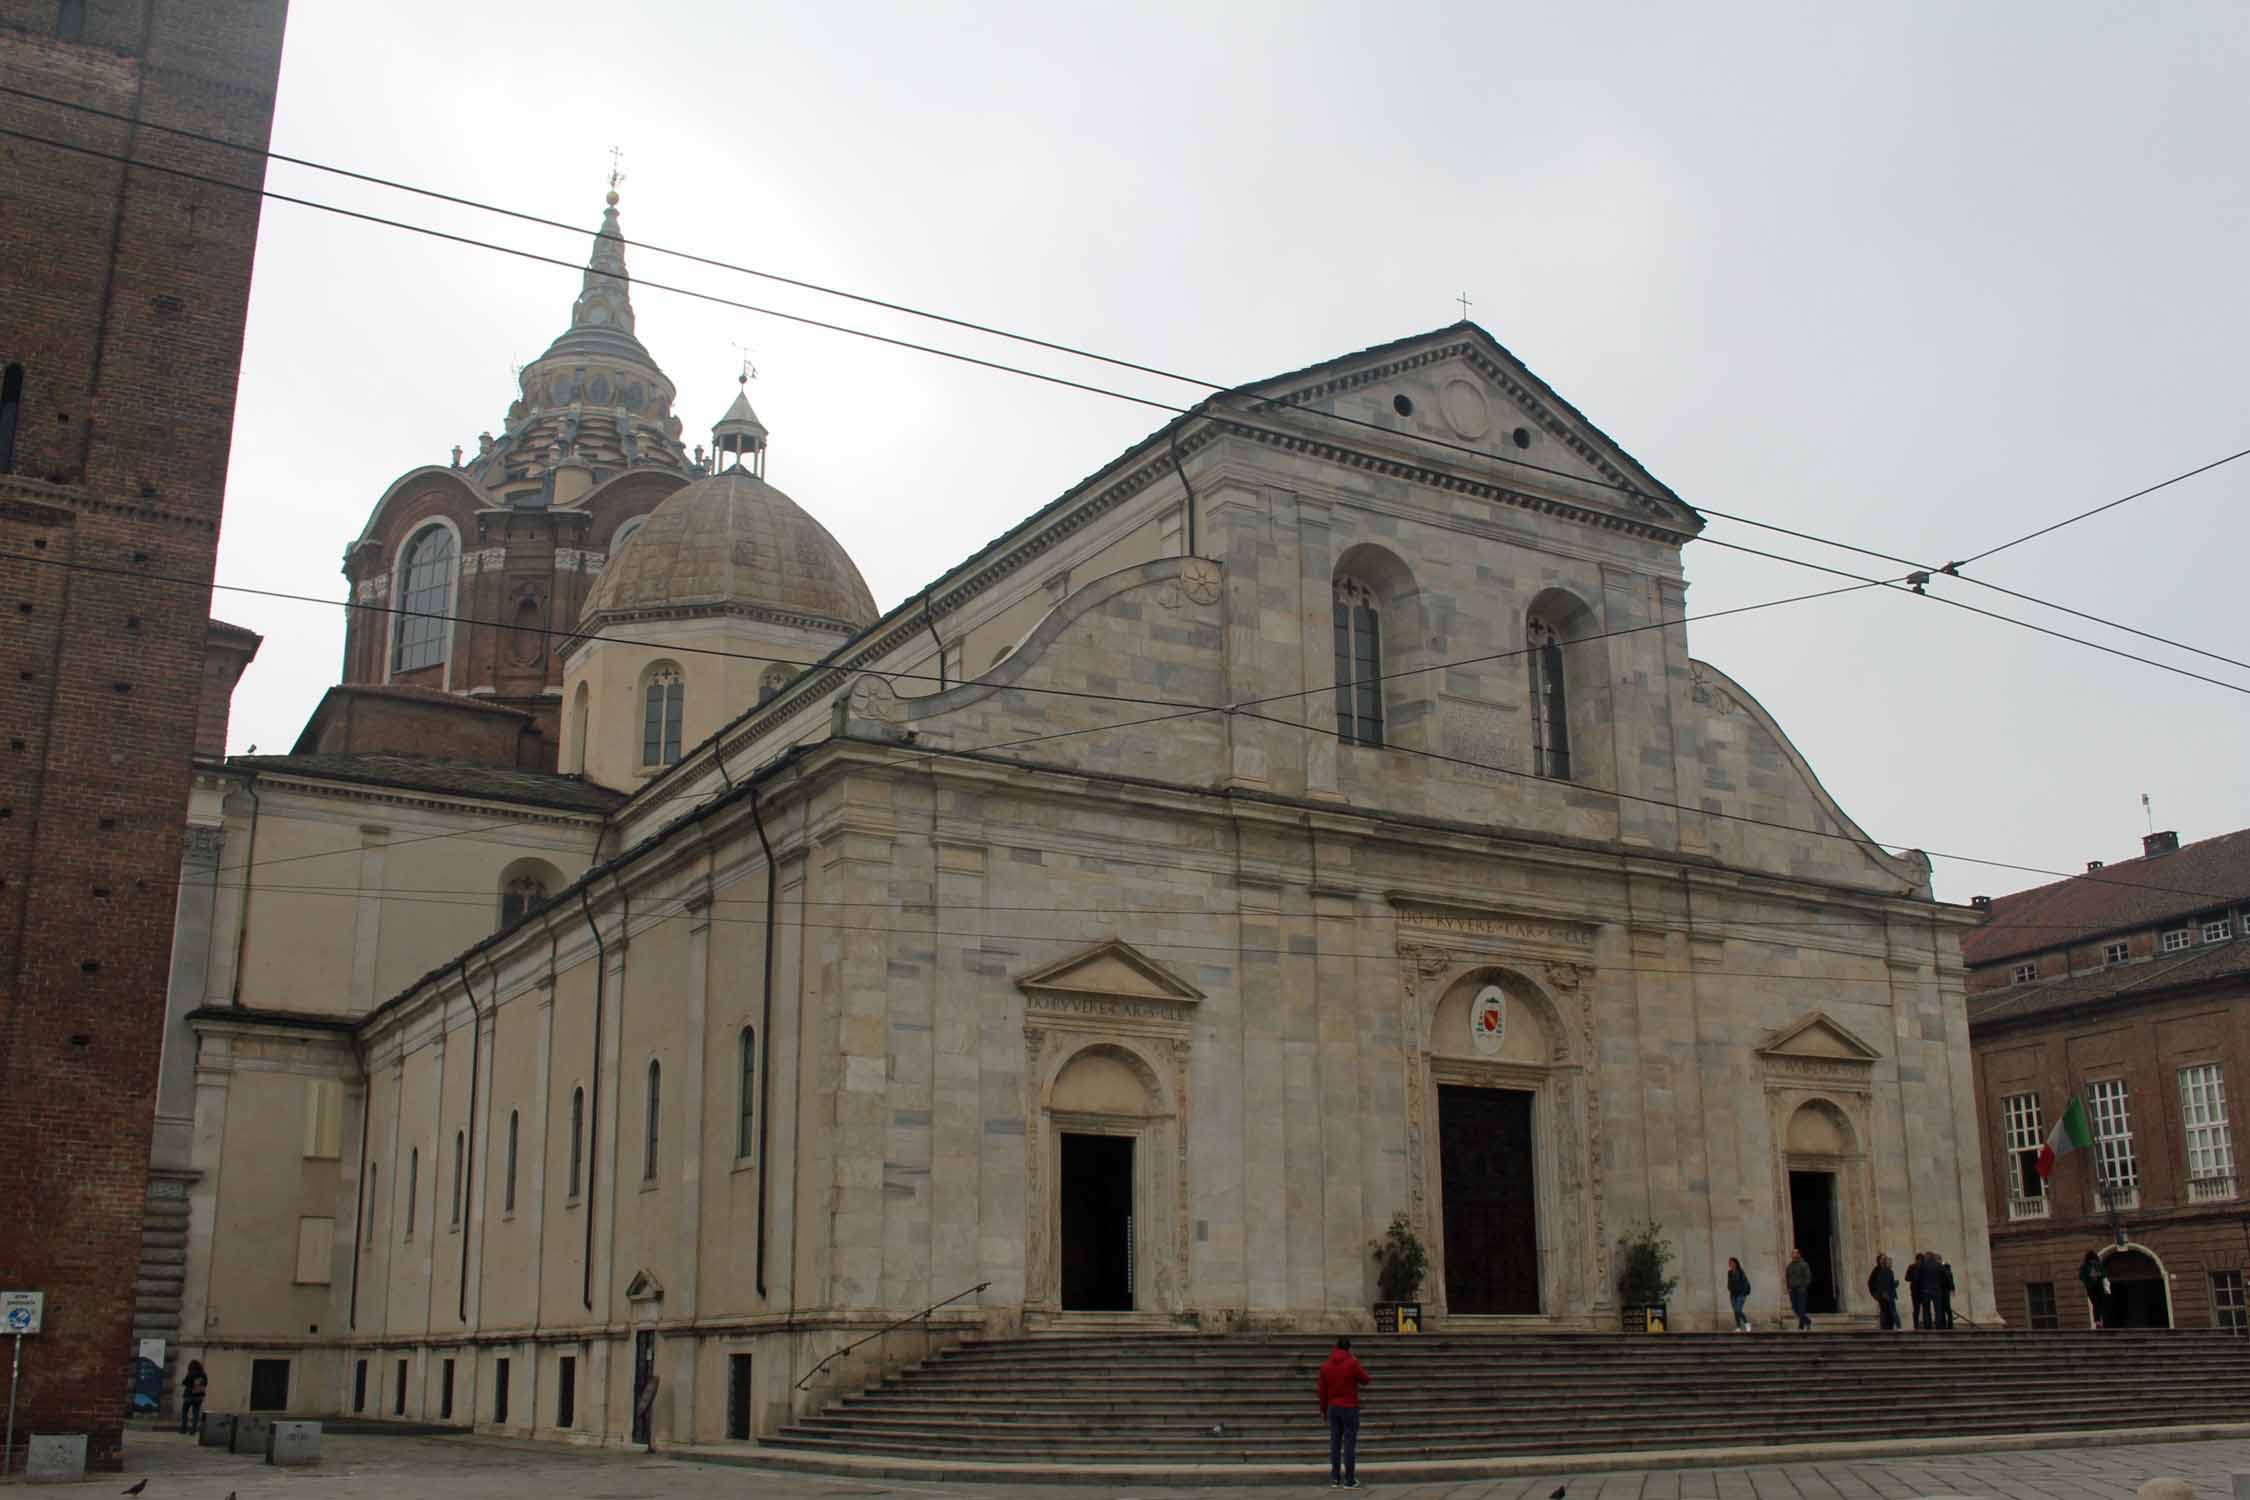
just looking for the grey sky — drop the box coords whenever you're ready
[214,1,2250,902]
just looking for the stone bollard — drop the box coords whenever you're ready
[24,1434,88,1483]
[2136,1481,2194,1500]
[230,1413,274,1456]
[199,1412,237,1449]
[2232,1474,2250,1500]
[267,1419,321,1466]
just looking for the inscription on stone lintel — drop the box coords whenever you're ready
[1394,904,1593,948]
[1025,993,1192,1022]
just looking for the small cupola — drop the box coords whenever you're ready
[711,373,769,479]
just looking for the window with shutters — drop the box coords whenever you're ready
[1332,578,1383,748]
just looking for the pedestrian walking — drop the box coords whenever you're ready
[1316,1335,1370,1489]
[2079,1249,2108,1329]
[178,1359,209,1435]
[1938,1258,1957,1329]
[1867,1254,1900,1331]
[1726,1256,1753,1332]
[1785,1247,1813,1330]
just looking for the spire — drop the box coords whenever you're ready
[712,371,769,478]
[572,189,635,336]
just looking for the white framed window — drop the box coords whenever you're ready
[641,665,684,766]
[2163,928,2192,954]
[2180,1063,2234,1195]
[2213,1270,2247,1333]
[2104,941,2130,965]
[2002,1092,2045,1200]
[2204,918,2233,944]
[2088,1077,2138,1189]
[2012,962,2037,985]
[392,523,458,674]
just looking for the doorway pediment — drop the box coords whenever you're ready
[1757,1011,1881,1064]
[1016,939,1203,1008]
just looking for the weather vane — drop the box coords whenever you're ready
[607,145,627,196]
[731,340,758,384]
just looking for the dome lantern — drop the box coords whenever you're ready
[711,373,770,479]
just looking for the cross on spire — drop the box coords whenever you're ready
[1456,291,1473,321]
[607,146,627,196]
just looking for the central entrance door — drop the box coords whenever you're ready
[1060,1133,1135,1310]
[630,1329,656,1445]
[1787,1170,1840,1314]
[1438,1084,1540,1314]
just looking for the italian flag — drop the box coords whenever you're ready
[2036,1096,2093,1179]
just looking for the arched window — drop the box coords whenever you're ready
[1527,616,1571,780]
[500,875,548,930]
[504,1110,519,1214]
[392,524,458,673]
[642,665,684,766]
[450,1129,465,1229]
[568,682,590,775]
[1332,577,1383,747]
[610,515,647,554]
[737,1027,757,1159]
[643,1060,662,1182]
[364,1161,379,1247]
[405,1146,419,1240]
[568,1087,584,1199]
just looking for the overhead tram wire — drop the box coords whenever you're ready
[6,94,2245,680]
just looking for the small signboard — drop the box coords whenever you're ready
[1372,1301,1421,1334]
[1623,1302,1668,1334]
[1,1292,41,1335]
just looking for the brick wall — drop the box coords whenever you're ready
[0,2,285,1470]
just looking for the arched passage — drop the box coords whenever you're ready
[2098,1244,2173,1328]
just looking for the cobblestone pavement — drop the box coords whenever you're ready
[98,1431,2250,1500]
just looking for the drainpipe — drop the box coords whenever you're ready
[227,771,260,1005]
[577,886,605,1311]
[750,784,779,1299]
[456,956,489,1325]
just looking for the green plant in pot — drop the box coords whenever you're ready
[1615,1220,1678,1332]
[1369,1213,1428,1331]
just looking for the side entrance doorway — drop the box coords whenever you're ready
[631,1329,656,1445]
[2102,1248,2172,1328]
[1060,1132,1135,1310]
[1787,1169,1841,1314]
[1438,1084,1541,1314]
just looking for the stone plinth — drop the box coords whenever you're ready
[25,1433,87,1482]
[268,1419,321,1465]
[230,1413,273,1454]
[199,1412,236,1448]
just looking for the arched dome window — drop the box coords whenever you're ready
[641,662,684,767]
[1527,615,1571,780]
[609,515,647,555]
[392,523,458,674]
[1333,576,1384,747]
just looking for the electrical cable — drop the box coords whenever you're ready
[1954,445,2250,567]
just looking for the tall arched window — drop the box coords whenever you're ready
[1527,616,1571,780]
[392,524,458,673]
[1333,577,1383,747]
[568,682,590,775]
[504,1110,519,1214]
[567,1087,584,1199]
[450,1129,465,1229]
[642,665,684,766]
[405,1146,419,1240]
[643,1060,662,1182]
[737,1027,757,1159]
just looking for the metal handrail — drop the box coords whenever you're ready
[794,1281,991,1391]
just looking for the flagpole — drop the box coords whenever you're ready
[2075,1077,2126,1248]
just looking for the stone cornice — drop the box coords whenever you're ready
[0,473,216,532]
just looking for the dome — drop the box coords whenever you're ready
[580,469,878,630]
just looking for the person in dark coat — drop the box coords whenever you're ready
[1937,1259,1957,1329]
[1316,1336,1371,1488]
[2079,1249,2107,1329]
[1784,1248,1813,1330]
[178,1359,208,1435]
[1868,1254,1900,1330]
[1726,1257,1752,1332]
[1905,1251,1930,1328]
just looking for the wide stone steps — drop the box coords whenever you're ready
[769,1330,2250,1472]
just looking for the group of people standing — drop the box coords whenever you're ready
[1722,1249,1958,1331]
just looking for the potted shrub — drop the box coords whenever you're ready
[1616,1220,1678,1333]
[1369,1213,1428,1333]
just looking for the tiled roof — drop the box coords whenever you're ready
[227,751,624,813]
[1966,936,2250,1029]
[1960,827,2250,966]
[314,682,532,718]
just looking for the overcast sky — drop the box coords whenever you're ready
[212,1,2250,903]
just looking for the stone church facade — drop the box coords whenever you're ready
[160,197,1992,1447]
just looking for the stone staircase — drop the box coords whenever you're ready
[129,1171,193,1412]
[767,1329,2250,1474]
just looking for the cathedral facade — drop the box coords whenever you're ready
[160,198,1993,1447]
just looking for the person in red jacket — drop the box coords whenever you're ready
[1316,1336,1371,1488]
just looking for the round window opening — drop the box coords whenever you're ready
[1392,393,1415,417]
[1511,426,1533,449]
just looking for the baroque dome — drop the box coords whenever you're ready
[579,468,878,630]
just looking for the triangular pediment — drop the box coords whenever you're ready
[1243,323,1701,536]
[625,1268,664,1301]
[1758,1011,1882,1063]
[1015,939,1203,1004]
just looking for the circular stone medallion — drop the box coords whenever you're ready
[1440,379,1492,440]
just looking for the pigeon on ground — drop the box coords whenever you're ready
[1210,1422,1226,1437]
[121,1483,148,1496]
[1550,1488,1567,1498]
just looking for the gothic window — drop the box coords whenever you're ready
[738,1027,757,1159]
[642,665,684,766]
[568,1087,584,1199]
[1527,616,1572,780]
[1332,577,1383,747]
[392,524,458,674]
[643,1060,662,1182]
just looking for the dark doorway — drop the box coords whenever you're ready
[1060,1133,1135,1310]
[439,1357,455,1420]
[1788,1170,1840,1314]
[1438,1085,1540,1314]
[2103,1250,2172,1328]
[726,1353,754,1441]
[631,1329,656,1445]
[352,1358,367,1414]
[248,1358,290,1412]
[557,1355,576,1428]
[494,1357,510,1424]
